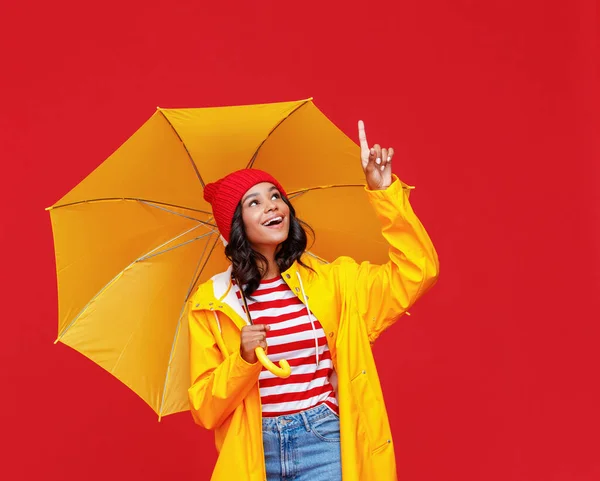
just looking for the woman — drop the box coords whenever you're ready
[188,120,439,480]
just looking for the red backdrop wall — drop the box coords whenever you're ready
[1,0,598,479]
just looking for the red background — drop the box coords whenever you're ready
[1,0,598,479]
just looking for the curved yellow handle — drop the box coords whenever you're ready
[255,347,291,378]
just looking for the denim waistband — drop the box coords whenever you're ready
[262,403,336,433]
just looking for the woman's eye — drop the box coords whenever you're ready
[271,193,280,200]
[249,200,258,207]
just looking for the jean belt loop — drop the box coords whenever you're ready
[300,410,311,432]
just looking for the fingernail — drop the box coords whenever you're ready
[376,158,381,164]
[387,156,391,161]
[380,165,385,171]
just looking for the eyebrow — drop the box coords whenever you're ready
[242,186,280,204]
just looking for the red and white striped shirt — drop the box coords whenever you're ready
[234,276,338,417]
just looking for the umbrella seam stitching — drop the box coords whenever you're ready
[156,233,221,417]
[48,198,213,217]
[55,224,214,343]
[158,110,206,187]
[246,99,312,169]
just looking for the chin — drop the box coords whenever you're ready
[270,232,288,245]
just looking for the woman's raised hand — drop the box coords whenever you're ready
[358,120,394,190]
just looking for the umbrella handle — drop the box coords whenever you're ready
[255,347,291,378]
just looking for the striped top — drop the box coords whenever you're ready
[234,276,338,417]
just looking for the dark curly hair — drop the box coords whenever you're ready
[225,195,314,297]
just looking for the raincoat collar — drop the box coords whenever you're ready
[192,260,313,331]
[191,266,247,330]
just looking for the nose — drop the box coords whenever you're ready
[264,198,278,212]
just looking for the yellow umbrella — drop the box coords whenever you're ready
[47,98,390,419]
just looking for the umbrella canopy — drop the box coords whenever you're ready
[48,98,389,419]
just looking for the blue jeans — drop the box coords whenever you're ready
[262,403,342,481]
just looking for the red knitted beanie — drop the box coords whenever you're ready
[203,169,287,242]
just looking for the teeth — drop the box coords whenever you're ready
[263,216,282,226]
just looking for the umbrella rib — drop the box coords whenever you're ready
[157,233,220,419]
[55,225,215,343]
[47,197,213,218]
[158,110,206,187]
[304,250,330,264]
[246,99,312,169]
[186,233,222,302]
[138,200,215,226]
[138,231,216,262]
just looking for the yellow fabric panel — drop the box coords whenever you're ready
[50,200,207,336]
[253,102,363,193]
[160,99,308,185]
[160,235,230,416]
[189,237,229,286]
[59,226,211,414]
[159,299,191,416]
[53,111,209,212]
[291,185,388,265]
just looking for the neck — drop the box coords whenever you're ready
[254,245,280,279]
[263,262,280,279]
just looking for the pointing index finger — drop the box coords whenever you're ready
[358,120,369,152]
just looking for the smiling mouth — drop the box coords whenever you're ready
[262,216,283,227]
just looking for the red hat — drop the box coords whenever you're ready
[203,169,287,242]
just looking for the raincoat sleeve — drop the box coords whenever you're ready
[336,174,439,343]
[188,309,262,430]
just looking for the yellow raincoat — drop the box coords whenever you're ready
[188,176,439,480]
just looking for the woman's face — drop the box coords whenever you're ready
[241,182,290,251]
